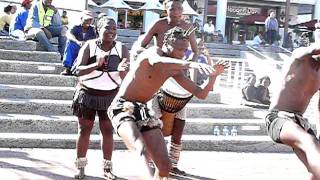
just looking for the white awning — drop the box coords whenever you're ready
[124,0,147,2]
[88,0,99,7]
[139,0,164,11]
[100,0,133,10]
[182,0,198,16]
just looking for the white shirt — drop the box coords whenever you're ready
[203,23,214,34]
[252,35,262,46]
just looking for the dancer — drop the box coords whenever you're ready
[72,16,129,179]
[108,27,227,179]
[265,43,320,180]
[140,0,198,60]
[150,38,218,175]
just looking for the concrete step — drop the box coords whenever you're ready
[0,113,99,134]
[117,36,138,44]
[0,98,255,118]
[0,84,75,100]
[0,84,221,103]
[209,49,241,57]
[0,133,291,152]
[0,49,60,62]
[191,92,221,104]
[0,113,265,135]
[0,72,77,87]
[0,98,72,115]
[0,39,37,51]
[186,103,254,119]
[204,43,246,50]
[0,39,58,52]
[117,29,140,37]
[185,118,266,135]
[0,59,63,74]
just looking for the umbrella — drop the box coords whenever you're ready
[139,0,164,12]
[182,0,198,16]
[88,0,99,7]
[100,0,133,10]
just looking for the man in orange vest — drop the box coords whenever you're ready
[25,0,67,58]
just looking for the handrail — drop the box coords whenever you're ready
[278,46,293,54]
[246,45,270,60]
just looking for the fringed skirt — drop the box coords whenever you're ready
[72,88,118,120]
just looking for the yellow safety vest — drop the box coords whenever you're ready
[38,2,55,27]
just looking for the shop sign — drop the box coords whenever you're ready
[227,6,261,17]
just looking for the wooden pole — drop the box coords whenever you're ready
[203,0,208,24]
[85,0,88,10]
[283,0,290,42]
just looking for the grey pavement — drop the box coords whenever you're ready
[0,148,310,180]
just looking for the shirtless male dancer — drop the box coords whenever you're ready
[140,0,198,61]
[108,27,227,179]
[136,0,201,174]
[265,43,320,180]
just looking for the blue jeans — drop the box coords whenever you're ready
[267,30,277,45]
[62,41,80,68]
[28,25,67,56]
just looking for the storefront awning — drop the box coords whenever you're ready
[239,13,267,25]
[290,19,319,30]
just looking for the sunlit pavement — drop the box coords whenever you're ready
[0,148,310,180]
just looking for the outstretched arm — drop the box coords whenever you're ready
[137,47,197,70]
[173,60,229,99]
[141,20,159,48]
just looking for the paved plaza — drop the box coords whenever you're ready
[0,148,311,180]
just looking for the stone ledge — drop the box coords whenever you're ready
[0,133,292,152]
[0,72,76,87]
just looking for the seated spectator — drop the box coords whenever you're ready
[217,30,224,43]
[9,0,33,40]
[203,20,214,42]
[10,4,17,15]
[252,32,265,47]
[24,0,67,57]
[193,18,202,38]
[282,32,293,51]
[255,76,271,105]
[61,10,69,26]
[61,11,96,75]
[299,32,310,47]
[0,5,14,36]
[242,74,260,103]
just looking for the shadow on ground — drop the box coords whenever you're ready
[171,172,217,180]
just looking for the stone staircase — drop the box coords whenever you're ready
[0,38,292,153]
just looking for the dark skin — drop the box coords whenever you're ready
[67,18,94,47]
[114,38,226,179]
[269,43,320,180]
[74,19,129,171]
[141,1,198,61]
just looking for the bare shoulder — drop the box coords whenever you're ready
[155,18,168,26]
